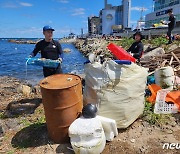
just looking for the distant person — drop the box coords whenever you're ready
[167,9,176,44]
[127,31,144,61]
[29,25,63,77]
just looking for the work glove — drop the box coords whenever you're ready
[130,52,134,56]
[58,58,63,63]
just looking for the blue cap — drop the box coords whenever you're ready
[43,25,55,31]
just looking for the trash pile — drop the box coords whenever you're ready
[140,46,180,76]
[38,42,179,154]
[146,66,180,114]
[67,43,179,154]
[69,104,118,154]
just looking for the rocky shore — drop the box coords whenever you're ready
[8,39,40,44]
[73,38,112,58]
[0,76,179,153]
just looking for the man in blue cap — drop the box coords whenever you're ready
[29,25,63,77]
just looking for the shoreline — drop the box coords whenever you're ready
[0,75,179,153]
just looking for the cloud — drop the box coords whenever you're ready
[71,8,85,16]
[131,7,148,11]
[1,2,18,8]
[57,0,69,3]
[1,1,33,8]
[19,2,33,7]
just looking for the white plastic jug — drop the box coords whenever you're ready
[154,66,175,90]
[68,117,106,154]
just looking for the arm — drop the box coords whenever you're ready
[133,43,143,59]
[29,42,40,57]
[127,44,133,52]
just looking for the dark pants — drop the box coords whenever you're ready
[167,27,173,43]
[43,65,62,77]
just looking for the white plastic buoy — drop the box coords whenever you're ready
[68,116,106,154]
[97,116,118,141]
[154,66,175,90]
[88,53,96,63]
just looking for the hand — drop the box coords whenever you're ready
[130,52,134,56]
[58,58,63,63]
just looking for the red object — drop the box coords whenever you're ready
[147,84,162,104]
[107,43,136,63]
[166,91,180,111]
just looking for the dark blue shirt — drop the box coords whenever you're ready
[31,39,63,60]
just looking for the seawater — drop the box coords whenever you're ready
[0,39,87,85]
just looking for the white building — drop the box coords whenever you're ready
[98,0,131,35]
[145,0,180,27]
[122,0,131,28]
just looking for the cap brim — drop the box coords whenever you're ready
[43,29,55,31]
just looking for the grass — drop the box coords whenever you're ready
[143,101,172,126]
[111,36,179,50]
[7,150,15,154]
[0,112,6,119]
[20,119,32,127]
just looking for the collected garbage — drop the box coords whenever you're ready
[69,104,118,154]
[154,66,175,90]
[82,104,97,118]
[68,116,106,154]
[97,116,118,142]
[83,60,148,128]
[140,47,180,75]
[154,89,179,114]
[107,43,136,62]
[39,74,83,143]
[26,57,60,68]
[146,66,180,114]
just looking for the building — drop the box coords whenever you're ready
[88,0,131,35]
[145,0,180,28]
[88,16,101,35]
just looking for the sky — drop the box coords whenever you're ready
[0,0,154,38]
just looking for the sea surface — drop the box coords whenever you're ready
[0,39,87,85]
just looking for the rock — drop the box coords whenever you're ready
[0,125,4,137]
[17,85,32,97]
[167,44,178,53]
[130,139,136,143]
[5,98,41,117]
[63,48,71,53]
[142,47,165,60]
[32,85,41,95]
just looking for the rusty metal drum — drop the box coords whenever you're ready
[39,74,83,143]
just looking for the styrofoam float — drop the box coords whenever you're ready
[68,116,106,154]
[97,116,118,141]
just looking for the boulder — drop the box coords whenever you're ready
[17,85,32,97]
[142,47,165,60]
[167,44,179,53]
[63,48,71,53]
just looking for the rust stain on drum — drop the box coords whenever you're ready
[39,74,83,143]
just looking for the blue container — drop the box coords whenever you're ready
[147,76,155,85]
[114,60,131,65]
[26,58,60,68]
